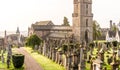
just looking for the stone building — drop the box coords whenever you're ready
[5,27,25,46]
[28,0,93,43]
[28,20,72,40]
[0,37,4,49]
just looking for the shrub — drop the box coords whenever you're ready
[89,42,94,48]
[26,34,42,49]
[112,41,118,47]
[12,54,24,68]
[62,44,68,53]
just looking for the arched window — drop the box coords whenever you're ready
[86,4,88,14]
[86,19,88,27]
[85,30,88,44]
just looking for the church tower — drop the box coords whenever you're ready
[16,27,20,35]
[72,0,93,43]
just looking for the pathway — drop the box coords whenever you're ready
[15,47,43,70]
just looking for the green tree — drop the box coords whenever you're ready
[26,34,42,49]
[93,20,101,40]
[62,16,70,26]
[112,24,118,31]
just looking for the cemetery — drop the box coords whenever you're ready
[1,0,120,70]
[25,37,120,70]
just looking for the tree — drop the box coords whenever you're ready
[26,34,42,49]
[112,24,118,31]
[62,16,70,26]
[93,20,101,40]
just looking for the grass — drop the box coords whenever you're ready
[94,40,106,43]
[24,47,65,70]
[0,48,24,70]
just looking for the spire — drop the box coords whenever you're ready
[110,20,112,30]
[5,30,6,37]
[16,27,20,34]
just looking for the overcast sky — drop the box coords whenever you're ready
[0,0,120,31]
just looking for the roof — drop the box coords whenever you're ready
[32,25,72,31]
[34,21,54,25]
[7,34,19,41]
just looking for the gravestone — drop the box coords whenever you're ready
[52,48,56,61]
[110,52,119,70]
[7,44,12,68]
[99,47,104,62]
[34,45,38,50]
[1,53,4,63]
[107,56,112,65]
[42,41,46,56]
[92,56,103,70]
[118,48,120,58]
[78,59,86,70]
[78,47,86,70]
[71,53,78,70]
[66,54,72,70]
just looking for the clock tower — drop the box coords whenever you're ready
[72,0,93,43]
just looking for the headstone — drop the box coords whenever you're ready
[71,53,78,70]
[52,48,56,61]
[118,48,120,58]
[107,56,112,65]
[78,47,86,70]
[43,41,46,56]
[92,56,103,70]
[34,45,38,50]
[110,52,119,70]
[66,54,72,70]
[1,53,4,63]
[99,47,104,62]
[7,44,12,68]
[78,59,86,70]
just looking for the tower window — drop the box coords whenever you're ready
[86,4,88,9]
[86,19,88,27]
[86,4,88,14]
[86,10,88,15]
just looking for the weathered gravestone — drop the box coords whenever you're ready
[71,53,78,70]
[92,56,103,70]
[110,52,119,70]
[118,48,120,58]
[78,47,86,70]
[66,54,72,70]
[42,41,46,56]
[7,44,12,68]
[1,53,5,63]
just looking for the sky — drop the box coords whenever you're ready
[0,0,120,31]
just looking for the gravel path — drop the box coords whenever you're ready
[15,47,43,70]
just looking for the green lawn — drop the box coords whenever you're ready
[0,48,24,70]
[24,47,65,70]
